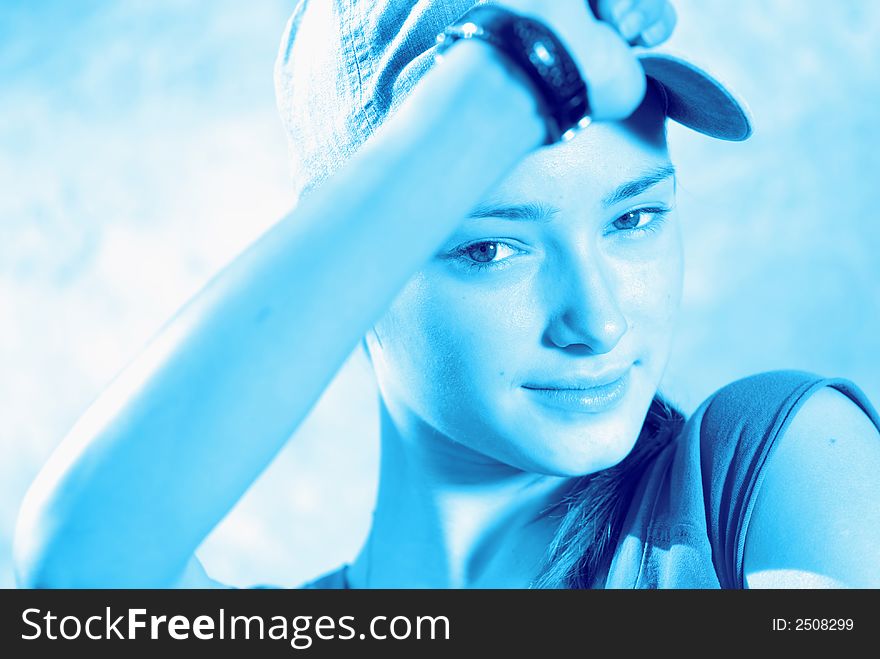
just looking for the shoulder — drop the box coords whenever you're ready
[699,369,826,424]
[686,370,880,588]
[739,376,880,587]
[693,369,837,507]
[695,369,876,468]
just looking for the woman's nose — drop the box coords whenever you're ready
[543,254,628,354]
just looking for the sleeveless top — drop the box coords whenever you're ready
[297,370,880,589]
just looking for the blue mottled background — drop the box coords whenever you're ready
[1,1,878,588]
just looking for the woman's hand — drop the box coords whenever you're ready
[498,0,676,119]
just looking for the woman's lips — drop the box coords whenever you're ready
[521,368,631,415]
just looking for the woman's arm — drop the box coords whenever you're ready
[12,1,658,587]
[743,387,880,588]
[11,38,542,588]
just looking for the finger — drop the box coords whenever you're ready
[591,0,629,23]
[596,0,668,43]
[635,2,676,47]
[564,20,647,119]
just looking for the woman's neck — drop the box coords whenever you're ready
[347,399,575,588]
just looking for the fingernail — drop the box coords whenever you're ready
[619,10,644,42]
[640,21,667,47]
[611,0,633,24]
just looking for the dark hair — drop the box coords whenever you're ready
[532,395,686,588]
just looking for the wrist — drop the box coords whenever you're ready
[390,34,546,161]
[434,36,547,153]
[435,4,591,144]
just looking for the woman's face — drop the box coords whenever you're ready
[366,91,683,477]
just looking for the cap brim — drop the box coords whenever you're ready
[638,53,753,141]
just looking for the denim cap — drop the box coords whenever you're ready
[274,0,753,203]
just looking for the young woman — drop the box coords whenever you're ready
[14,0,880,589]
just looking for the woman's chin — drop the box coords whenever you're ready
[508,388,655,476]
[530,430,642,477]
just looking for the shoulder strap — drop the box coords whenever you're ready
[697,370,880,588]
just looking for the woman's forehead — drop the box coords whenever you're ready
[489,134,671,211]
[486,85,670,206]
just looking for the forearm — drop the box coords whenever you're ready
[14,39,544,586]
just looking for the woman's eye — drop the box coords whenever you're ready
[611,207,669,233]
[466,242,498,263]
[453,241,521,270]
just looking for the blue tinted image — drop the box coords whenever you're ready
[2,0,879,590]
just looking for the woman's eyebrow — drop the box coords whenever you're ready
[601,164,676,208]
[465,164,676,222]
[466,200,558,222]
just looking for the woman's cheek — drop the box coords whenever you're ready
[376,276,513,403]
[615,231,683,328]
[428,280,535,363]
